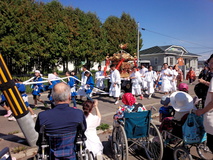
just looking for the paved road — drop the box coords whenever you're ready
[0,80,209,159]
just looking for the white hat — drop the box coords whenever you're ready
[170,91,196,112]
[35,70,40,74]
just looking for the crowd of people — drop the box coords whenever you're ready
[0,54,213,159]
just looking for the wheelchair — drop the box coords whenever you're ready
[111,109,164,160]
[161,114,212,160]
[35,123,94,160]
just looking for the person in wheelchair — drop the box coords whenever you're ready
[114,92,147,120]
[159,91,196,138]
[35,82,87,160]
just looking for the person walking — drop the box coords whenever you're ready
[158,63,172,95]
[130,66,143,100]
[186,67,196,84]
[95,65,105,90]
[144,65,157,99]
[109,64,121,105]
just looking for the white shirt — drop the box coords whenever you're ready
[110,69,121,84]
[204,77,213,134]
[160,68,173,80]
[144,70,157,82]
[139,67,148,76]
[130,71,142,84]
[95,71,104,80]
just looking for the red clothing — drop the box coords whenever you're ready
[186,70,196,80]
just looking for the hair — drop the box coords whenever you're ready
[66,70,71,75]
[163,63,168,66]
[98,65,101,68]
[82,100,94,117]
[83,65,88,70]
[110,64,116,68]
[207,54,213,63]
[148,65,152,69]
[52,82,71,102]
[84,71,91,76]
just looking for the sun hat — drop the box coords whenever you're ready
[178,83,188,92]
[122,93,136,106]
[160,96,170,105]
[170,91,196,112]
[35,70,40,74]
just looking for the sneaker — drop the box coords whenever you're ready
[148,94,152,99]
[114,101,119,105]
[4,110,12,118]
[8,116,16,121]
[31,114,37,119]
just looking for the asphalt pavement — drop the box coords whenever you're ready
[0,80,208,160]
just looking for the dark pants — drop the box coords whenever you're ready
[207,133,213,153]
[71,96,76,107]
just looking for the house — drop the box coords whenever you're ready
[139,45,200,77]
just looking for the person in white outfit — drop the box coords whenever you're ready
[144,65,157,99]
[77,65,89,100]
[82,100,103,160]
[109,64,121,104]
[139,64,148,91]
[95,65,105,90]
[130,66,143,99]
[158,63,173,95]
[169,66,178,92]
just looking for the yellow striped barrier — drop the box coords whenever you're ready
[0,54,38,147]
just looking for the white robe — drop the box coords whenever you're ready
[139,67,148,89]
[130,71,142,95]
[77,70,88,96]
[160,68,173,93]
[144,71,157,94]
[109,69,121,97]
[170,69,178,92]
[95,71,105,90]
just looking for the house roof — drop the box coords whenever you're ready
[140,45,200,57]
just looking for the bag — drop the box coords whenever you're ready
[182,113,206,144]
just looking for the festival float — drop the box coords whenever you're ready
[103,43,138,93]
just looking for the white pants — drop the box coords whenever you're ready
[109,84,121,98]
[147,81,155,94]
[132,83,142,95]
[161,79,172,93]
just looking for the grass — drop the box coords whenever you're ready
[11,146,28,154]
[97,123,110,131]
[8,131,19,135]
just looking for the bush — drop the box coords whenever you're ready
[96,123,110,131]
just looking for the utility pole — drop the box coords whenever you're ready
[137,22,140,66]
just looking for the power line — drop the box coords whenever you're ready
[141,28,213,49]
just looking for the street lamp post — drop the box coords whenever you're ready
[137,22,140,66]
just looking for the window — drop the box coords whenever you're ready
[154,57,158,65]
[170,57,174,65]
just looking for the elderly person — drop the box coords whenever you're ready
[35,82,86,159]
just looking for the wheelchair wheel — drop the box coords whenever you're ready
[173,147,193,160]
[85,149,94,160]
[196,141,213,160]
[144,122,163,160]
[112,125,128,160]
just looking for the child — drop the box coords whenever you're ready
[66,71,77,108]
[84,71,94,101]
[159,96,174,122]
[8,79,37,121]
[31,70,47,107]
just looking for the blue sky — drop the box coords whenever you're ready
[39,0,213,60]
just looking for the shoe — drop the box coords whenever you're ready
[44,103,48,108]
[140,95,143,100]
[148,94,152,99]
[8,116,16,121]
[31,114,37,119]
[4,110,12,118]
[114,101,119,105]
